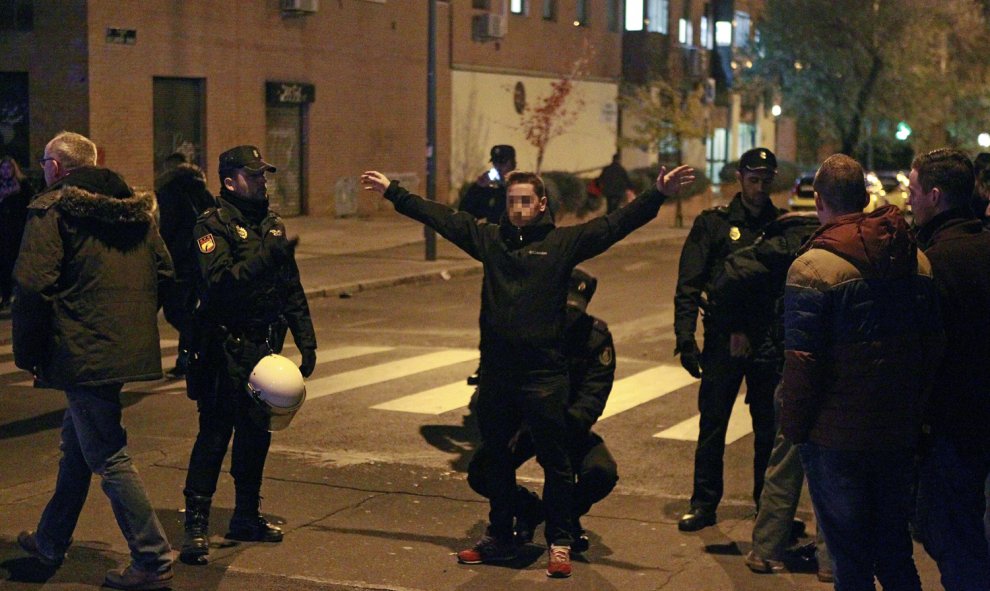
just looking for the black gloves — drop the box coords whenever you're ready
[677,338,703,379]
[299,348,317,378]
[268,236,300,266]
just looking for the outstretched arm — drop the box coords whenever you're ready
[362,170,484,260]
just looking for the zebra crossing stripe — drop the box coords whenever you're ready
[146,345,395,393]
[305,349,478,401]
[599,364,698,420]
[653,393,751,443]
[370,381,474,415]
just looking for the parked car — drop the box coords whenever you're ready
[788,174,816,210]
[871,170,910,211]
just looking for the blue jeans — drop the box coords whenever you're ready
[35,384,172,573]
[917,435,990,590]
[800,442,920,591]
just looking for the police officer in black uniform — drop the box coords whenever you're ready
[180,145,317,565]
[460,145,517,224]
[674,148,785,532]
[466,268,618,554]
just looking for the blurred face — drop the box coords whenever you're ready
[225,168,269,202]
[908,168,937,227]
[506,182,547,227]
[737,170,775,210]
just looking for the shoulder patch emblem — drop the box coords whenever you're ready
[269,228,284,237]
[598,346,613,366]
[197,233,216,254]
[729,226,741,241]
[235,225,248,240]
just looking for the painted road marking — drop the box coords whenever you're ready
[653,393,752,443]
[600,364,699,420]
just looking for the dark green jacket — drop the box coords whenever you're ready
[13,167,174,388]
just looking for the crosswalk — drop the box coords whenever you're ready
[0,340,770,445]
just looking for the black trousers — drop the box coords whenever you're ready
[184,337,271,510]
[690,331,778,511]
[474,366,575,546]
[468,430,617,523]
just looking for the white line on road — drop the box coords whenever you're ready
[599,364,699,420]
[371,381,475,415]
[305,349,478,402]
[653,393,752,443]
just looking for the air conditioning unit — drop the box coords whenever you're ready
[281,0,318,14]
[472,13,507,41]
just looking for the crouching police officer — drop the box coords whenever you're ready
[466,268,618,554]
[180,145,317,565]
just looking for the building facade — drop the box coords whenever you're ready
[0,0,788,216]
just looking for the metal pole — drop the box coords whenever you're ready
[425,0,438,261]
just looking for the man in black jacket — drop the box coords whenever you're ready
[180,145,317,566]
[466,268,617,555]
[362,164,693,578]
[14,131,175,590]
[674,148,785,532]
[911,148,990,591]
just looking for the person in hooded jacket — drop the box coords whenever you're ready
[179,145,317,566]
[155,152,216,377]
[909,148,990,591]
[12,131,175,590]
[779,153,943,591]
[361,164,694,579]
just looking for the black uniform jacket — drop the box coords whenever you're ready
[708,212,819,363]
[384,181,667,371]
[673,193,784,346]
[193,196,316,353]
[565,314,616,438]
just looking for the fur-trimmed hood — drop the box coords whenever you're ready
[32,166,155,227]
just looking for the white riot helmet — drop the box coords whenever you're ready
[246,354,307,431]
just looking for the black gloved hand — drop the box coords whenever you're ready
[677,339,703,379]
[299,348,317,378]
[269,236,300,266]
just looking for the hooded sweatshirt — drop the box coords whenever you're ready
[779,205,943,450]
[12,166,174,388]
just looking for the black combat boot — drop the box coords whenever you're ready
[179,494,211,565]
[227,493,283,542]
[513,486,545,545]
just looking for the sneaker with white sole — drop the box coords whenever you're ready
[546,544,572,578]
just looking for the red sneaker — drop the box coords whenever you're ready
[546,544,572,578]
[457,533,517,564]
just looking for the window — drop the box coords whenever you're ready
[734,10,751,49]
[646,0,669,34]
[738,122,756,155]
[715,20,732,46]
[707,128,728,187]
[542,0,556,21]
[606,0,621,32]
[510,0,527,15]
[700,16,713,49]
[625,0,644,30]
[678,18,693,45]
[575,0,589,26]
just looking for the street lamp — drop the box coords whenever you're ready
[771,104,782,117]
[979,133,990,148]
